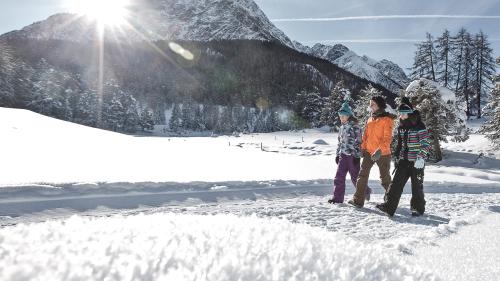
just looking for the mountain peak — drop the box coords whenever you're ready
[295,42,409,93]
[2,0,294,47]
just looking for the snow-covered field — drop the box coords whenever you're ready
[1,107,499,280]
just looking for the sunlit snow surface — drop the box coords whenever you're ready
[1,107,499,280]
[0,213,437,281]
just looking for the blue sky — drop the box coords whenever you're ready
[1,0,499,71]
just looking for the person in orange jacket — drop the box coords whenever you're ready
[348,95,396,208]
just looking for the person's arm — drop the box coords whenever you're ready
[336,128,341,157]
[417,128,431,160]
[361,121,368,153]
[379,118,394,155]
[354,126,363,158]
[394,127,402,160]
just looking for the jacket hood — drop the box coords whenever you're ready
[372,110,397,120]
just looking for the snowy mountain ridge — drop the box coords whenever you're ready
[294,41,410,93]
[1,0,295,48]
[0,0,410,96]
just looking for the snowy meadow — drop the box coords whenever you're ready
[1,107,499,280]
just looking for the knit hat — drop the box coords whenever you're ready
[371,95,387,110]
[398,97,414,114]
[338,101,353,116]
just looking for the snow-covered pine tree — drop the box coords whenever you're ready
[169,103,182,132]
[0,42,16,107]
[242,107,253,133]
[181,100,194,130]
[472,31,495,118]
[118,90,140,133]
[406,79,470,162]
[435,29,452,87]
[253,108,267,133]
[410,32,437,81]
[217,106,232,133]
[193,104,205,131]
[451,28,475,117]
[479,57,500,147]
[102,91,125,132]
[73,89,98,127]
[139,107,155,131]
[202,103,218,131]
[320,81,351,131]
[268,108,281,132]
[354,84,381,129]
[29,59,60,116]
[231,105,245,132]
[293,89,324,128]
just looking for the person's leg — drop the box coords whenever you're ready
[352,151,375,206]
[383,160,411,216]
[347,156,371,201]
[347,155,359,187]
[376,155,393,192]
[332,154,350,203]
[410,164,426,214]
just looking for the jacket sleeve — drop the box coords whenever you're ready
[354,126,363,158]
[361,123,368,152]
[380,118,394,155]
[394,127,402,160]
[417,128,431,160]
[336,130,341,157]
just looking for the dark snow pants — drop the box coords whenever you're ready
[384,159,426,216]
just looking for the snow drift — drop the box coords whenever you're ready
[0,213,436,281]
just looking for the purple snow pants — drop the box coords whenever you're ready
[332,154,371,203]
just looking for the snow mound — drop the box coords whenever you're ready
[312,139,329,145]
[0,213,436,281]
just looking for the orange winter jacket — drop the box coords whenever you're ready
[361,111,396,156]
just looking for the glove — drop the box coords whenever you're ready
[353,157,360,165]
[414,157,425,169]
[335,156,340,164]
[371,149,382,162]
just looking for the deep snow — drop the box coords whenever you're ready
[1,107,499,280]
[0,213,438,281]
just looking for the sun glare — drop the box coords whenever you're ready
[65,0,130,26]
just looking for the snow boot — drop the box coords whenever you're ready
[348,199,363,208]
[376,203,393,217]
[411,208,423,217]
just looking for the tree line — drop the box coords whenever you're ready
[410,28,496,118]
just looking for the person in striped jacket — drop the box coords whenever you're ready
[376,97,430,217]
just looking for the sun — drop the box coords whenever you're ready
[65,0,130,26]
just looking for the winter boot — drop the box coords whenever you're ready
[348,199,363,208]
[411,208,423,217]
[376,203,393,217]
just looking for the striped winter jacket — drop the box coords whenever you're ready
[394,111,431,161]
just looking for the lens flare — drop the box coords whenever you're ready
[168,42,195,61]
[65,0,130,26]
